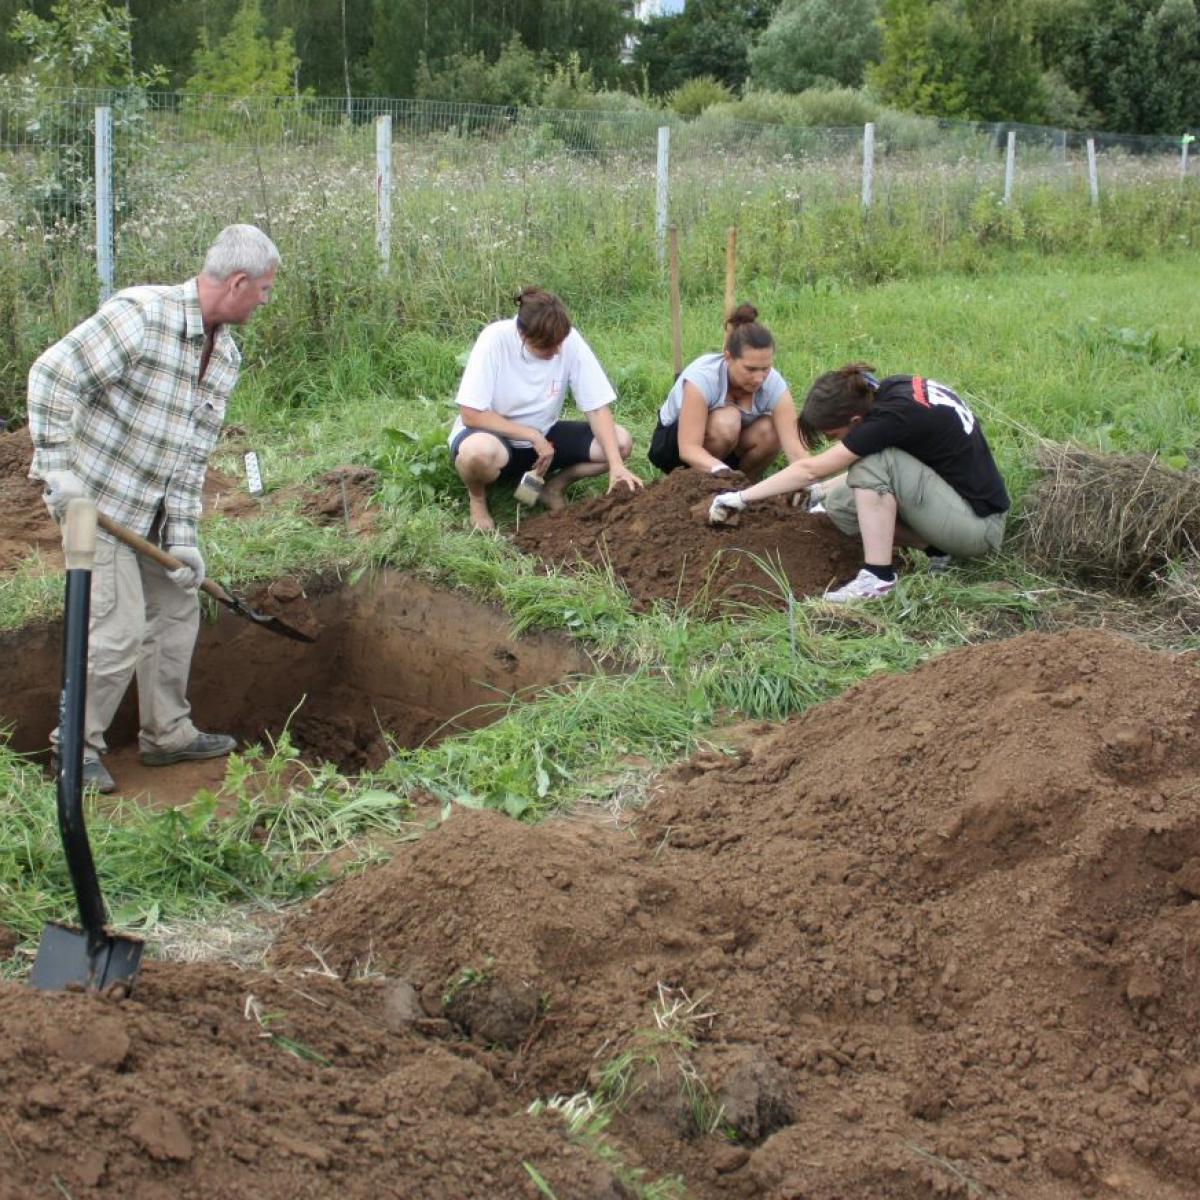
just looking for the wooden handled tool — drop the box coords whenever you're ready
[96,512,316,643]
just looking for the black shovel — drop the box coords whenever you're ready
[30,499,144,992]
[96,512,316,644]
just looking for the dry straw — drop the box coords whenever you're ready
[1021,443,1200,592]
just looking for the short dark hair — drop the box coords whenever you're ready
[514,286,571,351]
[724,303,774,358]
[800,363,878,445]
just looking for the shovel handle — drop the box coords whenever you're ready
[60,501,109,949]
[95,512,232,604]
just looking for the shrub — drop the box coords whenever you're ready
[667,76,733,117]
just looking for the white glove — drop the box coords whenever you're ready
[710,463,733,475]
[41,469,87,521]
[166,545,205,591]
[708,490,746,525]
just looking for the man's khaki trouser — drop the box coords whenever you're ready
[823,447,1007,558]
[52,533,201,761]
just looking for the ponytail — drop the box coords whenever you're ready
[724,303,775,358]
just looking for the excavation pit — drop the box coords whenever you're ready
[0,571,590,801]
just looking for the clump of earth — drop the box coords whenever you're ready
[5,626,1200,1197]
[514,467,863,609]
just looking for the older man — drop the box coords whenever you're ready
[28,223,280,793]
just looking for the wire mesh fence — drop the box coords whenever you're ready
[0,87,1195,369]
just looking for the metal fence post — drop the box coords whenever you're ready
[94,106,114,303]
[1182,134,1193,180]
[1003,130,1016,205]
[861,122,875,209]
[375,113,393,277]
[655,126,670,267]
[1086,138,1099,206]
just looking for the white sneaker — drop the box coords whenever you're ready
[823,568,897,603]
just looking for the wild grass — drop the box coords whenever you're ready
[0,736,414,947]
[3,250,1199,956]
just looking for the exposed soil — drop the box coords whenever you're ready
[0,572,588,804]
[8,628,1200,1196]
[514,468,864,609]
[298,465,381,538]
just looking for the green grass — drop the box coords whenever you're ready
[2,249,1198,957]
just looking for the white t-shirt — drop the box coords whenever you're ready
[658,352,789,428]
[449,319,617,448]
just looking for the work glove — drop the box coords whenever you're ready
[166,545,205,592]
[41,469,87,521]
[710,463,733,475]
[708,490,746,525]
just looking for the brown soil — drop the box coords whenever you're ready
[262,627,1200,1198]
[514,468,864,609]
[0,962,636,1200]
[0,573,587,806]
[298,465,380,537]
[7,628,1200,1195]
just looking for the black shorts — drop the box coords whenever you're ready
[648,419,738,474]
[450,420,596,482]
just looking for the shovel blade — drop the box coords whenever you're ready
[29,922,144,993]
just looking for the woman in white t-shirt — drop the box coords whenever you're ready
[450,288,643,531]
[648,305,809,482]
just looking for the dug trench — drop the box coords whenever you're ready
[5,628,1200,1199]
[0,570,591,802]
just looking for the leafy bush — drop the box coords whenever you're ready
[749,0,881,94]
[536,54,648,113]
[667,76,733,117]
[789,86,880,128]
[415,35,541,107]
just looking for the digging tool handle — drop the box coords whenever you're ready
[668,223,683,378]
[724,227,737,323]
[95,512,235,606]
[59,501,110,956]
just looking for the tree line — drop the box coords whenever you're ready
[2,0,1198,135]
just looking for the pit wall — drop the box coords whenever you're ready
[0,571,590,757]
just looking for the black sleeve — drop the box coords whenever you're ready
[841,407,912,459]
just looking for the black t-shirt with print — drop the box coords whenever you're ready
[840,375,1010,517]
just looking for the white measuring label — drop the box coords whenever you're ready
[244,451,264,495]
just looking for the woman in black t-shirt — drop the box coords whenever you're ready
[708,363,1009,603]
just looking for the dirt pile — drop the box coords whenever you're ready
[0,963,633,1200]
[8,628,1200,1197]
[299,466,380,536]
[273,627,1200,1198]
[514,468,862,608]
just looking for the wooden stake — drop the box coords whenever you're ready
[724,226,737,323]
[668,223,682,378]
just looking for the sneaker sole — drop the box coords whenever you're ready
[140,744,235,767]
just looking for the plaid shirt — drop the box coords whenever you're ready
[27,278,241,548]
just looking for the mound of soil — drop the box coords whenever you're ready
[514,468,863,609]
[8,628,1200,1197]
[270,628,1200,1198]
[0,963,635,1200]
[299,466,380,537]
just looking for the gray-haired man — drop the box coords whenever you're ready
[28,224,280,793]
